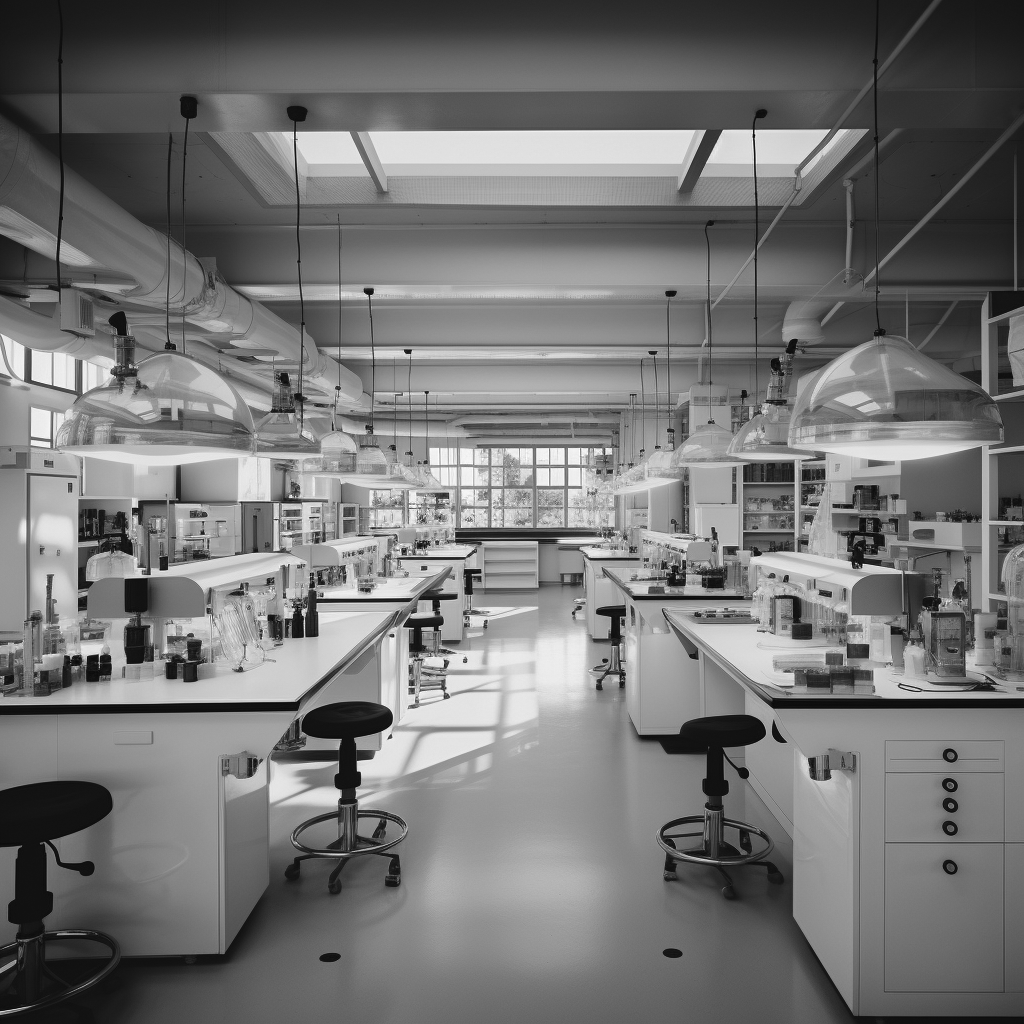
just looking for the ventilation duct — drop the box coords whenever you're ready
[781,300,834,346]
[0,113,363,405]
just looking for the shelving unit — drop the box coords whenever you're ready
[739,462,798,553]
[339,502,359,535]
[980,291,1024,608]
[799,460,826,549]
[481,541,539,590]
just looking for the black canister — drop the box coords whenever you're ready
[291,601,304,639]
[304,574,319,638]
[85,653,100,682]
[182,661,199,683]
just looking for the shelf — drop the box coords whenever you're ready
[989,521,1024,526]
[988,444,1024,455]
[743,530,795,535]
[741,481,796,487]
[994,389,1024,402]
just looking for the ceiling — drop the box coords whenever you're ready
[1,0,1022,435]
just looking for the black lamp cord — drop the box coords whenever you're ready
[651,350,660,447]
[180,104,193,356]
[704,220,716,424]
[638,356,646,459]
[165,133,174,348]
[365,288,376,433]
[872,0,884,337]
[335,216,343,430]
[55,0,64,303]
[290,115,306,424]
[407,350,413,459]
[752,108,767,405]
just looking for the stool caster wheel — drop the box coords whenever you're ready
[766,863,784,885]
[619,678,625,688]
[443,692,451,699]
[721,885,736,900]
[739,829,753,855]
[284,859,301,880]
[328,879,342,895]
[662,838,677,879]
[596,681,603,690]
[463,656,468,663]
[385,855,401,887]
[483,621,488,629]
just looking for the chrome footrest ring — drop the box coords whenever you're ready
[0,929,120,1018]
[290,809,408,859]
[657,814,775,867]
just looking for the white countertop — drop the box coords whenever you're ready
[396,545,477,560]
[604,567,745,601]
[319,569,447,604]
[580,546,638,561]
[0,611,396,714]
[663,610,1024,708]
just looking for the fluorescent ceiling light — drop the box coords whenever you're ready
[703,130,831,177]
[291,130,697,177]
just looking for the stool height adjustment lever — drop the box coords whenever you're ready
[43,839,94,876]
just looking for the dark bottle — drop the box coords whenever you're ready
[304,573,319,638]
[291,598,305,639]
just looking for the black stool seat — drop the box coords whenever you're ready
[0,782,112,847]
[424,591,457,602]
[681,715,766,749]
[596,604,625,619]
[302,702,393,740]
[407,612,443,629]
[463,568,481,581]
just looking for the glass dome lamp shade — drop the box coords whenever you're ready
[787,333,1003,461]
[644,445,685,488]
[254,371,319,459]
[56,316,256,466]
[728,403,820,462]
[318,425,358,472]
[669,420,739,468]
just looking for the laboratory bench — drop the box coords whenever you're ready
[663,608,1024,1019]
[0,609,402,960]
[580,546,642,639]
[603,567,746,736]
[395,545,477,642]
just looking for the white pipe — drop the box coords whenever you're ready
[0,113,362,403]
[710,0,943,311]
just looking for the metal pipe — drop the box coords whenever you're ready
[844,179,856,283]
[711,1,943,311]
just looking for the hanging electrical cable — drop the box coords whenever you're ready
[788,0,1002,460]
[665,290,676,450]
[752,108,767,406]
[671,221,738,467]
[54,0,65,305]
[164,133,175,349]
[287,105,307,423]
[179,96,197,355]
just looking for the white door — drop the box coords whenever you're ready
[28,474,78,623]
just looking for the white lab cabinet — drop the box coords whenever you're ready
[0,451,78,632]
[581,548,641,639]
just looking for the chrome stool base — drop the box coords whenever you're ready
[657,808,783,900]
[288,805,408,894]
[0,928,121,1018]
[589,643,625,689]
[571,597,586,619]
[409,654,450,707]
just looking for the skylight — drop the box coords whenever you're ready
[704,130,832,177]
[292,130,697,177]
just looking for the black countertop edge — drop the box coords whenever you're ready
[396,550,477,560]
[456,530,600,541]
[0,701,305,715]
[582,550,639,561]
[604,569,743,600]
[663,616,1024,710]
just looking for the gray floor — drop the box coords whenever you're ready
[41,586,866,1023]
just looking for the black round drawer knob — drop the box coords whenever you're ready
[942,820,958,836]
[943,859,958,875]
[943,748,958,763]
[942,777,958,793]
[943,797,959,813]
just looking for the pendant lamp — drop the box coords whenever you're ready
[417,391,447,492]
[788,333,1002,460]
[255,370,320,459]
[57,312,257,465]
[318,215,358,470]
[787,6,1002,461]
[645,297,686,487]
[670,221,738,469]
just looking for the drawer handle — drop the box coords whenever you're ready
[943,748,958,763]
[942,797,958,813]
[942,820,958,836]
[943,859,958,875]
[942,777,958,793]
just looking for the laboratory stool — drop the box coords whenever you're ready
[571,595,586,619]
[657,715,784,900]
[407,612,450,706]
[423,590,464,659]
[590,605,626,689]
[463,568,489,627]
[285,702,407,894]
[0,782,121,1015]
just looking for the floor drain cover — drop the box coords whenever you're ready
[319,953,341,963]
[662,948,683,959]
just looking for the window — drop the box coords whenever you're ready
[432,446,615,529]
[30,407,66,449]
[2,335,109,394]
[1,335,25,379]
[367,490,406,529]
[29,349,78,391]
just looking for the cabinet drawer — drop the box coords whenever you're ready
[884,843,1003,992]
[885,773,1004,842]
[886,740,1003,773]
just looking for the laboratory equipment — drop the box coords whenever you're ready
[920,608,968,681]
[999,543,1024,680]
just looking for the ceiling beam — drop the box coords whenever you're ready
[351,132,388,193]
[677,130,722,193]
